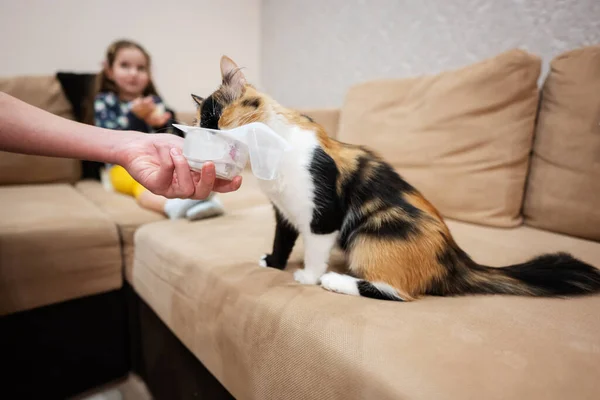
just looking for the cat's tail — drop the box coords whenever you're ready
[449,252,600,297]
[320,253,600,301]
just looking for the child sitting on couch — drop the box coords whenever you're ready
[85,39,223,220]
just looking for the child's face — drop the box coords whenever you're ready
[108,47,151,100]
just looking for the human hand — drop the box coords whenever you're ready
[130,96,155,120]
[116,132,242,199]
[133,98,172,127]
[146,109,172,128]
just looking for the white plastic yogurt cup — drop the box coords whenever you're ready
[182,127,249,181]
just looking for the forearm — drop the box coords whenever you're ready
[0,92,140,164]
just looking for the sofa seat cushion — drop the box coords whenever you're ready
[130,205,600,400]
[446,219,600,268]
[75,180,166,276]
[215,170,270,212]
[75,172,270,278]
[0,184,122,316]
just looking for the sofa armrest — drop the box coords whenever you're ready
[75,180,165,247]
[295,108,341,138]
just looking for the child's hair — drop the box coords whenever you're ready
[83,39,161,125]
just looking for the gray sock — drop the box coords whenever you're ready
[163,198,203,220]
[186,195,224,221]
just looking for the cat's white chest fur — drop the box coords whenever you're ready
[257,120,319,234]
[257,115,339,286]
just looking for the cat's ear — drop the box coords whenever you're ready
[220,55,246,89]
[191,94,204,107]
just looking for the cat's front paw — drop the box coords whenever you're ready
[293,269,320,285]
[259,254,285,269]
[259,254,269,268]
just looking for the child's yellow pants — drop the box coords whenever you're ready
[108,165,147,199]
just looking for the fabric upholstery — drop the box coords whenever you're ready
[217,170,270,211]
[131,204,600,400]
[0,184,122,315]
[0,75,81,185]
[445,219,600,267]
[75,171,269,278]
[337,49,541,228]
[175,111,197,125]
[75,180,166,278]
[0,75,74,119]
[523,45,600,241]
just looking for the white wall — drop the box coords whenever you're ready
[261,0,600,108]
[3,1,598,111]
[0,0,261,112]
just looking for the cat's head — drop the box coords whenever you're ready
[191,56,272,130]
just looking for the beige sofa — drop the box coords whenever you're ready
[1,45,599,400]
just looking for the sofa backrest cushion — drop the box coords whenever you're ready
[336,49,541,228]
[0,75,81,185]
[522,45,600,241]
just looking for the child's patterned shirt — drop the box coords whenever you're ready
[94,92,165,133]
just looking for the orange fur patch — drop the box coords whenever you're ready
[219,103,266,128]
[217,86,268,129]
[348,233,448,300]
[404,192,446,224]
[194,107,201,126]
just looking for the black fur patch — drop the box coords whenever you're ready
[355,215,420,240]
[241,97,261,108]
[502,252,600,296]
[338,157,422,249]
[340,158,418,212]
[308,148,345,235]
[263,206,299,269]
[338,156,370,211]
[427,245,472,296]
[357,281,403,301]
[199,95,223,130]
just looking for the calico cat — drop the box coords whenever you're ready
[191,55,600,302]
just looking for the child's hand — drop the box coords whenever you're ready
[131,96,155,119]
[146,110,172,128]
